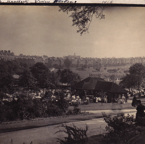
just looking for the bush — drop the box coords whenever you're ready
[0,91,69,122]
[73,106,81,114]
[57,91,69,111]
[47,102,63,116]
[56,124,88,144]
[102,113,140,144]
[66,106,81,115]
[66,109,74,115]
[136,116,145,126]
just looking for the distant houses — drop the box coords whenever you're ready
[0,50,145,69]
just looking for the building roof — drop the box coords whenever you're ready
[72,77,104,90]
[72,77,127,94]
[95,81,127,93]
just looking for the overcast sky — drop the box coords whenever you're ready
[0,6,145,58]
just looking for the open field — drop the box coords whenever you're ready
[70,66,128,80]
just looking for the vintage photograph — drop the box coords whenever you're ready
[0,5,145,144]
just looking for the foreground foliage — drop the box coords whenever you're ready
[56,124,88,144]
[59,6,105,35]
[56,113,145,144]
[0,91,69,122]
[102,113,141,144]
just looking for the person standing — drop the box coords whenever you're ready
[132,96,137,107]
[136,100,145,120]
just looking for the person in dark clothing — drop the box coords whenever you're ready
[136,100,145,120]
[132,96,137,107]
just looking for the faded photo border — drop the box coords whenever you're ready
[0,1,145,144]
[0,0,145,5]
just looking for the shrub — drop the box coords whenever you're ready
[102,113,140,144]
[0,104,7,122]
[33,99,46,117]
[56,91,69,112]
[73,106,81,115]
[0,91,69,122]
[47,102,63,116]
[56,124,88,144]
[136,116,145,126]
[66,106,81,115]
[66,109,73,115]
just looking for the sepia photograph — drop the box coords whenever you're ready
[0,5,145,144]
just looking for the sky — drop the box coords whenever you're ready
[0,6,145,58]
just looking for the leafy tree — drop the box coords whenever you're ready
[59,6,105,35]
[64,58,72,69]
[0,73,14,94]
[55,90,69,112]
[48,69,62,88]
[120,63,145,95]
[129,63,145,76]
[19,69,37,89]
[0,61,15,93]
[60,69,80,85]
[56,69,62,77]
[30,62,51,89]
[48,69,64,89]
[110,75,116,82]
[94,62,101,71]
[129,63,145,89]
[0,62,8,74]
[120,74,137,89]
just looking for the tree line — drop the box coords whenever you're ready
[0,59,81,122]
[0,59,81,95]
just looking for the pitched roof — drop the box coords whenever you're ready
[72,77,127,94]
[72,77,104,90]
[95,81,127,93]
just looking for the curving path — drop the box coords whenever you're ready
[0,110,136,144]
[0,118,107,144]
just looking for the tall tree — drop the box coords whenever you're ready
[64,58,72,69]
[0,73,14,94]
[120,74,138,89]
[19,69,37,89]
[60,69,80,85]
[120,63,145,95]
[129,63,145,90]
[30,62,51,89]
[0,61,14,93]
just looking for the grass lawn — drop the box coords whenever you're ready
[87,134,104,144]
[77,101,134,111]
[75,97,145,111]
